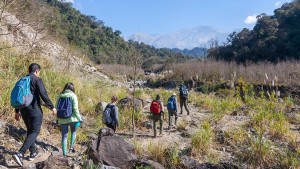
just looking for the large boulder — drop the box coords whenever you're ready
[95,101,108,113]
[88,128,137,167]
[41,153,69,169]
[117,97,144,112]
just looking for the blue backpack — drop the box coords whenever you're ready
[167,97,176,110]
[57,97,73,118]
[10,76,33,108]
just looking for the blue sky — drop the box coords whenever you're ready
[66,0,292,37]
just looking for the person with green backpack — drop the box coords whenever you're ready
[56,83,83,156]
[167,93,178,129]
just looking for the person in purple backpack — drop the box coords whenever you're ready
[56,83,83,156]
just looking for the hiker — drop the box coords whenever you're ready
[56,83,83,156]
[167,93,178,129]
[179,83,190,115]
[13,63,57,166]
[103,96,119,132]
[150,94,164,137]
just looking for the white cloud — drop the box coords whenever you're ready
[244,15,257,24]
[275,1,282,6]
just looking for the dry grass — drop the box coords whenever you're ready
[171,59,300,86]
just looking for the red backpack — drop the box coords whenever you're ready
[150,101,161,114]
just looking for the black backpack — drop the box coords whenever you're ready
[179,85,188,98]
[102,104,115,124]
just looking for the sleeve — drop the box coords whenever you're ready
[55,96,60,121]
[37,78,54,109]
[114,106,119,126]
[174,97,178,112]
[72,94,82,121]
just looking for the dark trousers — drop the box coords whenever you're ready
[152,113,163,137]
[180,97,189,114]
[19,106,43,155]
[106,123,116,132]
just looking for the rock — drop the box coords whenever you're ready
[144,121,152,129]
[0,165,8,169]
[42,154,69,169]
[73,164,81,169]
[179,156,238,169]
[89,133,98,140]
[179,155,200,168]
[180,131,192,138]
[117,97,145,112]
[0,121,6,128]
[230,111,238,116]
[215,129,226,144]
[88,128,137,167]
[95,101,108,113]
[22,163,36,169]
[0,120,6,133]
[122,159,164,169]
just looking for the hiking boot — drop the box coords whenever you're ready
[29,151,39,161]
[13,152,23,166]
[69,148,76,154]
[168,126,171,130]
[187,112,190,115]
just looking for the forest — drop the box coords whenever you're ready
[209,0,300,63]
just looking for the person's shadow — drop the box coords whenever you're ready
[6,124,59,151]
[0,124,60,167]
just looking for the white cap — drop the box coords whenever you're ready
[172,92,176,96]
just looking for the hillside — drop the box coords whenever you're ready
[210,0,300,63]
[41,0,190,66]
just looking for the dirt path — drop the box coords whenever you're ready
[125,102,212,152]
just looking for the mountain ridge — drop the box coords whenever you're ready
[127,26,231,50]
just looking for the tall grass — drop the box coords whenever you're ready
[171,60,300,86]
[145,141,180,168]
[191,121,214,156]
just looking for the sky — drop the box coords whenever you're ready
[65,0,292,37]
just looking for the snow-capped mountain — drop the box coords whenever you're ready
[127,26,231,50]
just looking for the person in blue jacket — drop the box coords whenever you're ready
[167,93,178,129]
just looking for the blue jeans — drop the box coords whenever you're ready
[60,122,80,156]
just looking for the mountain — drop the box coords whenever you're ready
[171,47,208,58]
[127,26,231,50]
